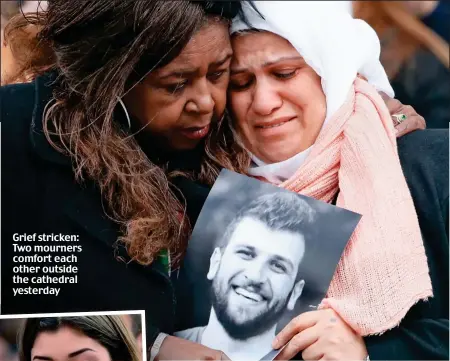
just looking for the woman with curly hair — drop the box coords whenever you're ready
[1,1,250,359]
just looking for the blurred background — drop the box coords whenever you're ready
[0,314,142,361]
[0,318,20,361]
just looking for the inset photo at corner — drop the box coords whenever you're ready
[0,311,145,361]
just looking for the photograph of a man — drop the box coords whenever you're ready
[176,192,314,360]
[175,169,361,361]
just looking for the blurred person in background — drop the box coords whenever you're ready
[404,1,450,42]
[1,1,47,29]
[121,315,143,357]
[0,319,25,361]
[129,315,143,357]
[1,12,55,85]
[0,337,19,361]
[353,1,449,129]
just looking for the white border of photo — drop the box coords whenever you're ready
[0,309,147,361]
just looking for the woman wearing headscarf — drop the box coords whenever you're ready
[198,1,447,360]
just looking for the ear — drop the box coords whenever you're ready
[206,247,222,281]
[287,280,305,311]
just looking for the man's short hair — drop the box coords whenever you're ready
[218,191,316,249]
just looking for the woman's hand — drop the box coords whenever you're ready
[155,335,230,360]
[380,93,426,137]
[273,309,368,361]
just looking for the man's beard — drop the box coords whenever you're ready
[210,277,289,340]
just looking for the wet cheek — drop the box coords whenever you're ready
[230,96,250,133]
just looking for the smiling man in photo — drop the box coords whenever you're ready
[175,192,316,360]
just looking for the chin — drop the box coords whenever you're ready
[257,150,297,164]
[170,139,202,151]
[266,142,312,163]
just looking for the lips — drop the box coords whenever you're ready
[180,123,210,140]
[255,116,296,130]
[233,286,265,303]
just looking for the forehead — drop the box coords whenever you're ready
[158,20,231,71]
[231,31,300,68]
[31,326,100,355]
[226,217,305,262]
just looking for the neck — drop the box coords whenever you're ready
[201,308,277,360]
[248,147,313,184]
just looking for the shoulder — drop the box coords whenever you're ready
[398,129,448,197]
[397,129,449,231]
[174,326,206,342]
[1,82,38,176]
[1,81,36,135]
[1,80,47,168]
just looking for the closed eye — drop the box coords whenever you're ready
[273,69,297,79]
[229,78,253,91]
[165,80,188,94]
[208,69,227,81]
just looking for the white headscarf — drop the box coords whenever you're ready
[231,1,394,120]
[230,1,394,182]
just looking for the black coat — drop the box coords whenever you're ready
[1,73,449,359]
[1,76,175,346]
[391,48,450,129]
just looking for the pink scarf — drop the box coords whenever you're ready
[280,78,432,336]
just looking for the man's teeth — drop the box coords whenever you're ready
[234,287,263,302]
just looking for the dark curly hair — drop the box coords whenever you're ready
[28,0,259,266]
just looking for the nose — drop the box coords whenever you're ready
[251,79,282,116]
[185,79,215,115]
[243,259,267,285]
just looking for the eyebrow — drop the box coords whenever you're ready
[235,245,255,252]
[230,56,304,75]
[69,348,96,358]
[32,348,96,361]
[234,245,295,271]
[158,53,233,79]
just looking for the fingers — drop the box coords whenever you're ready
[274,325,320,360]
[205,350,230,360]
[217,351,231,360]
[393,105,426,137]
[302,341,324,361]
[384,97,403,114]
[272,311,320,349]
[378,91,391,103]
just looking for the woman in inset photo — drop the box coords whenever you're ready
[18,316,141,361]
